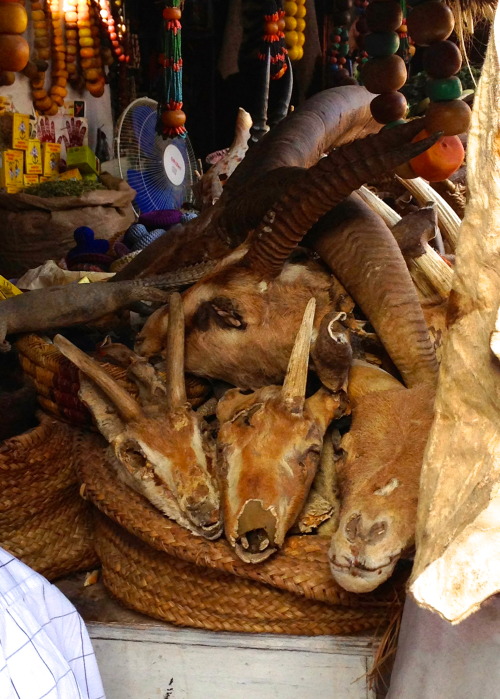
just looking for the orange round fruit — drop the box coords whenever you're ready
[0,34,29,72]
[0,2,27,33]
[409,128,464,181]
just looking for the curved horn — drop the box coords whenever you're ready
[243,120,440,279]
[165,292,187,408]
[281,297,316,413]
[54,334,142,421]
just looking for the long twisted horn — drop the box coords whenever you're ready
[243,120,440,279]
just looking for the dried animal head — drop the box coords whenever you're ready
[328,363,435,592]
[54,293,222,540]
[216,299,346,563]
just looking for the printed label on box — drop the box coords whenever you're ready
[23,174,39,186]
[42,142,61,176]
[0,275,22,300]
[25,140,43,175]
[12,114,30,151]
[1,150,24,187]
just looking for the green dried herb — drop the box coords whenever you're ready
[23,179,105,198]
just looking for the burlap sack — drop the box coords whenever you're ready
[0,178,136,278]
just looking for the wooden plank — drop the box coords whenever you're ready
[89,629,374,699]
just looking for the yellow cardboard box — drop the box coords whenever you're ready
[12,114,30,151]
[23,174,39,186]
[0,150,24,188]
[0,275,22,300]
[42,142,61,177]
[25,140,43,175]
[58,167,82,181]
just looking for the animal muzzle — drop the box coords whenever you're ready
[232,499,279,563]
[181,486,223,540]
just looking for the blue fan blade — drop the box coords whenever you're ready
[127,169,183,214]
[131,106,157,159]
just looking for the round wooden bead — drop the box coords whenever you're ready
[407,2,455,46]
[361,54,407,93]
[161,109,186,129]
[426,76,462,101]
[364,31,400,56]
[365,1,403,32]
[424,99,472,135]
[423,40,462,78]
[370,91,408,123]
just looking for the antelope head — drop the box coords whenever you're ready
[328,362,435,592]
[216,299,346,563]
[54,293,222,540]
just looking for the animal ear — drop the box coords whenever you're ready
[347,360,404,405]
[216,387,256,424]
[193,296,247,331]
[305,388,348,432]
[79,375,125,443]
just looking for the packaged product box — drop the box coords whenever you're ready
[0,275,22,300]
[59,167,82,181]
[39,175,55,182]
[12,114,30,150]
[6,185,22,193]
[23,174,39,186]
[0,150,24,188]
[25,140,43,175]
[67,145,98,175]
[42,142,61,177]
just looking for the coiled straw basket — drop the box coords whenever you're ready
[76,431,403,636]
[0,412,98,579]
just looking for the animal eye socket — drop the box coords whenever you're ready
[117,441,148,471]
[232,403,262,426]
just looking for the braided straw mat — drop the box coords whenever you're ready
[76,431,402,635]
[0,412,98,580]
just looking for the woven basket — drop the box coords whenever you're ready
[17,334,211,425]
[16,334,135,426]
[0,412,98,580]
[76,431,403,636]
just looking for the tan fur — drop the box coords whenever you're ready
[218,386,342,563]
[329,384,435,592]
[136,250,343,390]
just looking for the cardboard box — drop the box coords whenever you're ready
[40,175,55,182]
[6,185,22,193]
[25,140,43,175]
[42,142,61,177]
[0,150,24,188]
[67,145,98,175]
[59,167,82,181]
[12,113,30,150]
[23,174,39,186]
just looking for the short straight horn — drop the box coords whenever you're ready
[281,297,316,413]
[165,292,187,408]
[54,334,143,422]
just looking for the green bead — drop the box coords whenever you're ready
[426,76,463,101]
[339,43,349,56]
[332,42,340,50]
[364,31,400,57]
[382,119,407,129]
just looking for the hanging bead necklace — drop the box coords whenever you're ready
[284,0,306,62]
[157,0,186,139]
[361,0,470,180]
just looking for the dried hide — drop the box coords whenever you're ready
[216,299,346,563]
[408,10,500,623]
[54,293,222,540]
[329,364,435,593]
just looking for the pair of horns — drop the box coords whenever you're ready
[55,293,187,419]
[282,297,316,413]
[244,119,440,279]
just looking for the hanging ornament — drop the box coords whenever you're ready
[157,0,186,139]
[284,0,306,62]
[258,1,287,80]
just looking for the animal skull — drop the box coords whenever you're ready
[216,299,346,563]
[54,293,222,540]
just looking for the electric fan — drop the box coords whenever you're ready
[115,97,197,216]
